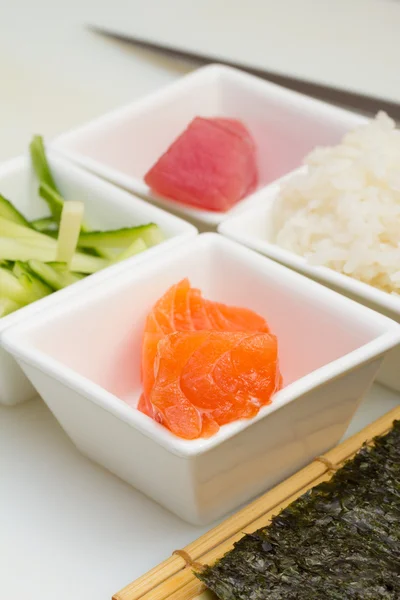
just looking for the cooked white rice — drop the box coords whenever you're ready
[272,112,400,294]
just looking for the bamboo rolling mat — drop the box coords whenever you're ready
[113,404,400,600]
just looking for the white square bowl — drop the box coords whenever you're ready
[219,178,400,393]
[51,64,367,229]
[0,154,197,406]
[2,234,400,524]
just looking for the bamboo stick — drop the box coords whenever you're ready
[113,465,326,600]
[138,474,332,600]
[114,405,400,600]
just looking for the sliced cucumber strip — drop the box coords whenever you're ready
[0,194,31,227]
[46,261,69,273]
[70,252,109,274]
[30,135,60,195]
[56,201,84,265]
[80,222,90,233]
[114,238,147,262]
[0,238,57,262]
[28,260,85,290]
[12,261,31,279]
[47,262,86,279]
[78,223,163,249]
[13,262,53,300]
[0,297,22,318]
[89,247,117,260]
[39,183,64,222]
[0,260,13,270]
[31,217,58,233]
[0,216,56,247]
[0,268,29,304]
[39,228,58,239]
[141,224,164,247]
[0,238,108,274]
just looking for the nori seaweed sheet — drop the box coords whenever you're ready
[198,420,400,599]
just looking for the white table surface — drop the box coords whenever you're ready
[91,0,400,106]
[1,2,400,600]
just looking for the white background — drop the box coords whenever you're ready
[0,0,195,162]
[89,0,400,105]
[1,2,399,599]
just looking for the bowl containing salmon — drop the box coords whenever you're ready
[2,234,400,524]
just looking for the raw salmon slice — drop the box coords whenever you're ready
[180,332,261,426]
[149,332,211,439]
[205,301,270,333]
[139,279,280,439]
[147,331,280,439]
[146,279,191,335]
[188,287,213,330]
[141,331,164,404]
[144,279,270,336]
[181,331,279,425]
[172,278,193,330]
[212,332,280,404]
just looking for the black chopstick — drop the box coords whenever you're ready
[87,24,400,120]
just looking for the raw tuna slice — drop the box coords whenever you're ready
[144,117,258,212]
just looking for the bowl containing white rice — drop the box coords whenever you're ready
[219,112,400,392]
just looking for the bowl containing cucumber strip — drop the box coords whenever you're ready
[0,137,197,406]
[1,137,169,317]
